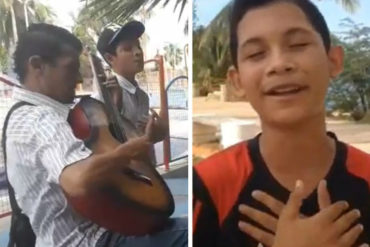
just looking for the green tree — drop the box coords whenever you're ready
[26,0,55,24]
[194,0,360,61]
[323,0,359,13]
[0,0,55,73]
[72,8,107,53]
[193,0,198,28]
[192,3,232,93]
[0,0,55,49]
[193,0,361,92]
[82,0,187,23]
[0,46,9,73]
[164,43,183,69]
[327,19,370,119]
[0,0,18,49]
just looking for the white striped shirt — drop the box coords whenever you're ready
[5,87,106,247]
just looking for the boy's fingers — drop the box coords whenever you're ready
[338,224,364,247]
[333,209,361,237]
[318,180,331,210]
[238,204,278,233]
[282,180,305,220]
[316,201,349,223]
[238,221,274,247]
[358,244,369,247]
[252,190,284,216]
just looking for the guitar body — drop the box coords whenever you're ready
[67,96,174,236]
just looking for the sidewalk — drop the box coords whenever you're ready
[193,97,370,158]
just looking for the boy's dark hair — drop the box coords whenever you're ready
[230,0,331,67]
[13,23,83,82]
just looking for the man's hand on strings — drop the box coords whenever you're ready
[143,109,168,143]
[150,109,169,143]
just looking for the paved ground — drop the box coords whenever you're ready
[193,97,370,159]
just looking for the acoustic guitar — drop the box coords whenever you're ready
[66,53,174,236]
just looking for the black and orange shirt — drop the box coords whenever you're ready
[193,134,370,247]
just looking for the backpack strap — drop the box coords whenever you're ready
[2,101,35,247]
[2,101,32,214]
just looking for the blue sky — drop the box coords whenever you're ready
[195,0,370,33]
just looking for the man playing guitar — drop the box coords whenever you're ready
[2,23,187,247]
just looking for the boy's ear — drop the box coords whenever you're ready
[227,65,247,99]
[328,46,344,79]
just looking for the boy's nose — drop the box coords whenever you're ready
[266,51,297,76]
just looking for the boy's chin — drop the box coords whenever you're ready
[136,65,144,73]
[262,109,319,129]
[134,62,144,72]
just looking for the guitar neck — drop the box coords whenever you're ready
[89,54,128,143]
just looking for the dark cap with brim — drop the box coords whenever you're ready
[97,21,145,57]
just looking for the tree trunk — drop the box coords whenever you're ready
[24,1,29,28]
[10,4,18,43]
[359,93,368,113]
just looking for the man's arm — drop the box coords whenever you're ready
[59,135,151,198]
[34,107,155,199]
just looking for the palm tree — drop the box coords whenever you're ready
[0,0,54,74]
[164,43,183,69]
[333,0,359,13]
[192,3,231,91]
[72,7,107,53]
[82,0,187,23]
[198,0,359,45]
[26,0,55,24]
[192,0,361,90]
[0,46,9,72]
[198,3,230,52]
[0,0,18,49]
[0,0,55,49]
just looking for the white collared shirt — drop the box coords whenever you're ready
[114,73,137,95]
[4,87,106,247]
[110,74,150,136]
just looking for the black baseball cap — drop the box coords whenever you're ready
[97,21,145,57]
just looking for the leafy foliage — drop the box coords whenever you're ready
[164,43,183,69]
[327,19,370,118]
[81,0,187,23]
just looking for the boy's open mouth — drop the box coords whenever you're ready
[265,84,309,96]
